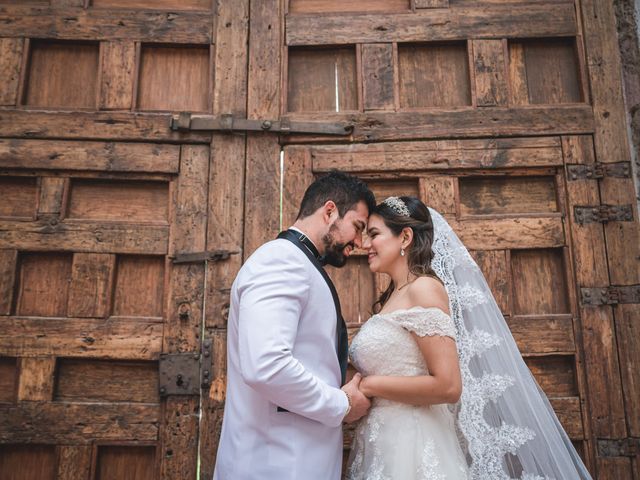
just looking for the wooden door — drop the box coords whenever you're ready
[0,1,248,479]
[267,1,638,479]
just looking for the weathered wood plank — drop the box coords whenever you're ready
[17,357,55,401]
[0,139,180,173]
[468,249,510,313]
[362,43,395,111]
[0,403,159,443]
[0,220,168,254]
[312,137,564,172]
[450,217,564,250]
[67,253,116,318]
[0,38,24,106]
[57,445,92,480]
[0,6,212,43]
[100,41,136,110]
[415,0,448,7]
[37,177,66,215]
[286,4,577,45]
[0,250,18,316]
[0,110,211,143]
[472,39,508,107]
[549,396,584,439]
[562,135,627,439]
[615,303,640,437]
[289,0,410,13]
[0,317,163,359]
[287,106,594,143]
[419,176,457,215]
[507,315,576,354]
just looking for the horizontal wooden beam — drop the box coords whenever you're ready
[0,220,169,254]
[449,216,565,250]
[0,402,159,444]
[0,317,163,359]
[0,139,180,173]
[0,6,212,43]
[311,137,563,172]
[507,314,576,354]
[288,106,594,142]
[286,4,577,45]
[0,110,211,143]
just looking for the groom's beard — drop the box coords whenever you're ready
[322,226,353,268]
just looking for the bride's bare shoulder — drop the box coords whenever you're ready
[407,276,450,315]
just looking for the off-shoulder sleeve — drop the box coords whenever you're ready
[392,307,457,340]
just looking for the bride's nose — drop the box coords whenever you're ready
[362,236,371,249]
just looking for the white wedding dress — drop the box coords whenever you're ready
[347,307,470,480]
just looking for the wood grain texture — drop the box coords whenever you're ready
[37,177,66,215]
[286,4,577,45]
[311,137,564,172]
[415,0,448,7]
[0,250,18,315]
[24,40,99,109]
[289,0,410,14]
[17,356,55,401]
[113,255,164,318]
[562,135,627,439]
[0,445,56,480]
[0,110,210,143]
[362,43,395,111]
[0,402,159,443]
[0,317,163,359]
[0,139,180,173]
[0,6,212,43]
[14,252,72,317]
[506,315,575,354]
[0,357,17,403]
[95,445,156,480]
[0,220,169,254]
[100,41,136,110]
[450,217,564,250]
[469,249,510,313]
[92,0,211,10]
[56,445,92,480]
[0,177,37,219]
[419,176,456,215]
[287,105,594,142]
[472,39,507,107]
[0,37,24,106]
[67,253,115,318]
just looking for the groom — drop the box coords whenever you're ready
[213,171,375,480]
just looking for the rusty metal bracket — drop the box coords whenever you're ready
[574,205,633,224]
[597,438,639,457]
[171,249,238,264]
[580,286,640,306]
[566,162,631,180]
[169,112,353,135]
[159,339,214,396]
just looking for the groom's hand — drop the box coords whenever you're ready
[341,373,371,423]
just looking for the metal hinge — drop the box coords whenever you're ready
[574,205,634,224]
[171,249,238,264]
[170,112,353,135]
[566,162,631,180]
[159,339,213,397]
[598,438,639,457]
[580,286,640,306]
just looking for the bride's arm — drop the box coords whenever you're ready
[358,277,462,406]
[358,334,462,405]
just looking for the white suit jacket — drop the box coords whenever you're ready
[213,238,349,480]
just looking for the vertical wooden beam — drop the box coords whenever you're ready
[579,0,640,461]
[201,0,249,477]
[0,38,25,106]
[67,253,115,318]
[100,41,136,110]
[362,43,395,111]
[472,39,508,107]
[17,357,56,401]
[37,177,67,216]
[562,135,627,475]
[282,146,313,228]
[0,250,18,316]
[57,445,92,480]
[160,144,209,480]
[244,0,282,258]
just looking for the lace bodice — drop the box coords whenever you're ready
[349,307,456,378]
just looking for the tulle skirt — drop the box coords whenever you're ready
[346,400,469,480]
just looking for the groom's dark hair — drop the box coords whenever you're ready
[297,171,375,219]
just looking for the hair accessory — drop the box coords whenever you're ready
[382,196,410,217]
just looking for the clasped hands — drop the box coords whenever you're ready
[341,372,373,424]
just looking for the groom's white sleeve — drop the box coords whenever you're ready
[237,250,348,428]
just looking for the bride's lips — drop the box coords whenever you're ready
[367,252,377,263]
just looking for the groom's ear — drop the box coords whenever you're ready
[322,200,338,223]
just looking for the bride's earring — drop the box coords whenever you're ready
[400,248,405,257]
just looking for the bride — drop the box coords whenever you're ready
[346,196,592,480]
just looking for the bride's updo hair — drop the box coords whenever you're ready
[372,196,440,313]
